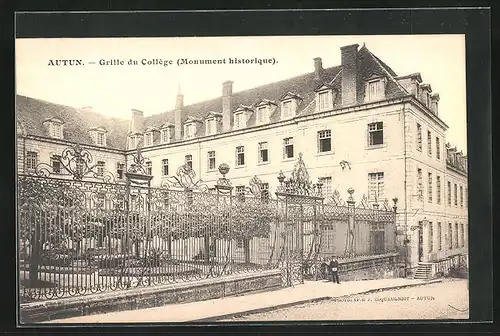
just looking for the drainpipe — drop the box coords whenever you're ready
[402,102,409,277]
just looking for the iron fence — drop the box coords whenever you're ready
[17,145,399,302]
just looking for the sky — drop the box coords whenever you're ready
[15,35,467,152]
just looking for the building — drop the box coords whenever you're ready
[16,42,468,271]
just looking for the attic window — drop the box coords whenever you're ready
[45,119,64,139]
[282,100,293,119]
[97,132,105,146]
[184,123,196,139]
[366,78,386,102]
[234,112,246,129]
[317,90,333,112]
[206,118,218,135]
[144,132,154,146]
[257,106,269,125]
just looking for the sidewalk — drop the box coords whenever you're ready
[46,278,440,323]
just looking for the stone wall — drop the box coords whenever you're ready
[21,269,282,324]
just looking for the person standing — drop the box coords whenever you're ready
[329,258,340,284]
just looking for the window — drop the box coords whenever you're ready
[206,119,217,135]
[436,175,441,204]
[207,151,216,171]
[368,172,385,201]
[184,124,195,139]
[97,161,105,176]
[455,223,459,248]
[97,132,105,146]
[454,183,458,206]
[162,129,168,143]
[416,123,422,151]
[144,133,153,146]
[162,159,169,176]
[129,136,137,149]
[283,137,294,159]
[236,185,245,199]
[417,168,423,199]
[427,131,432,156]
[368,122,384,146]
[447,181,452,206]
[448,223,453,249]
[436,137,441,160]
[437,222,442,251]
[236,146,245,166]
[145,161,152,175]
[261,182,270,199]
[465,187,468,207]
[234,113,245,129]
[318,130,332,153]
[236,240,244,249]
[52,123,63,138]
[117,163,124,179]
[26,151,38,170]
[318,91,331,111]
[429,222,433,252]
[257,107,267,124]
[185,155,193,170]
[76,157,85,177]
[367,80,384,101]
[282,101,292,118]
[319,177,332,199]
[461,223,465,247]
[258,142,269,163]
[460,186,463,208]
[428,172,433,203]
[51,155,61,173]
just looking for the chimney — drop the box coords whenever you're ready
[340,44,359,107]
[130,109,144,134]
[222,81,233,132]
[174,88,184,140]
[313,57,323,80]
[430,93,440,115]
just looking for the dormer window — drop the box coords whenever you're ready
[234,112,245,129]
[282,101,292,118]
[89,126,107,147]
[257,106,268,124]
[43,117,64,139]
[205,112,222,136]
[184,124,195,139]
[160,124,174,144]
[280,92,302,119]
[314,84,335,112]
[128,133,142,150]
[144,132,153,146]
[365,77,386,102]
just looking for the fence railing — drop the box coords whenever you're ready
[18,153,398,302]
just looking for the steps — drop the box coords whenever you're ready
[413,263,433,280]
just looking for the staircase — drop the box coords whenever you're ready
[413,262,433,280]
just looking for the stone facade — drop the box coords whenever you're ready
[16,42,467,271]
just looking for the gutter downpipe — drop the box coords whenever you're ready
[402,101,409,278]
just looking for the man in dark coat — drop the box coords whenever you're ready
[329,258,340,284]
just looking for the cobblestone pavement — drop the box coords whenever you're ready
[220,278,468,321]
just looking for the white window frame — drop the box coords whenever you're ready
[97,161,105,176]
[161,129,171,143]
[258,142,269,164]
[318,176,332,199]
[257,106,268,125]
[145,161,152,175]
[417,168,423,198]
[97,132,105,146]
[368,172,385,201]
[51,122,63,139]
[428,172,433,203]
[317,90,332,112]
[366,78,386,102]
[437,222,442,251]
[416,123,422,152]
[427,130,432,157]
[283,137,294,159]
[207,151,216,171]
[116,162,124,179]
[282,100,293,119]
[51,155,61,174]
[318,130,332,153]
[162,159,169,176]
[236,146,245,167]
[368,122,384,146]
[26,151,38,170]
[184,123,195,139]
[185,155,193,170]
[436,175,441,205]
[234,112,245,129]
[436,137,441,160]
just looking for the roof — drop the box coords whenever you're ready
[17,43,413,150]
[16,95,129,150]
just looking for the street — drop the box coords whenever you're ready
[219,278,468,321]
